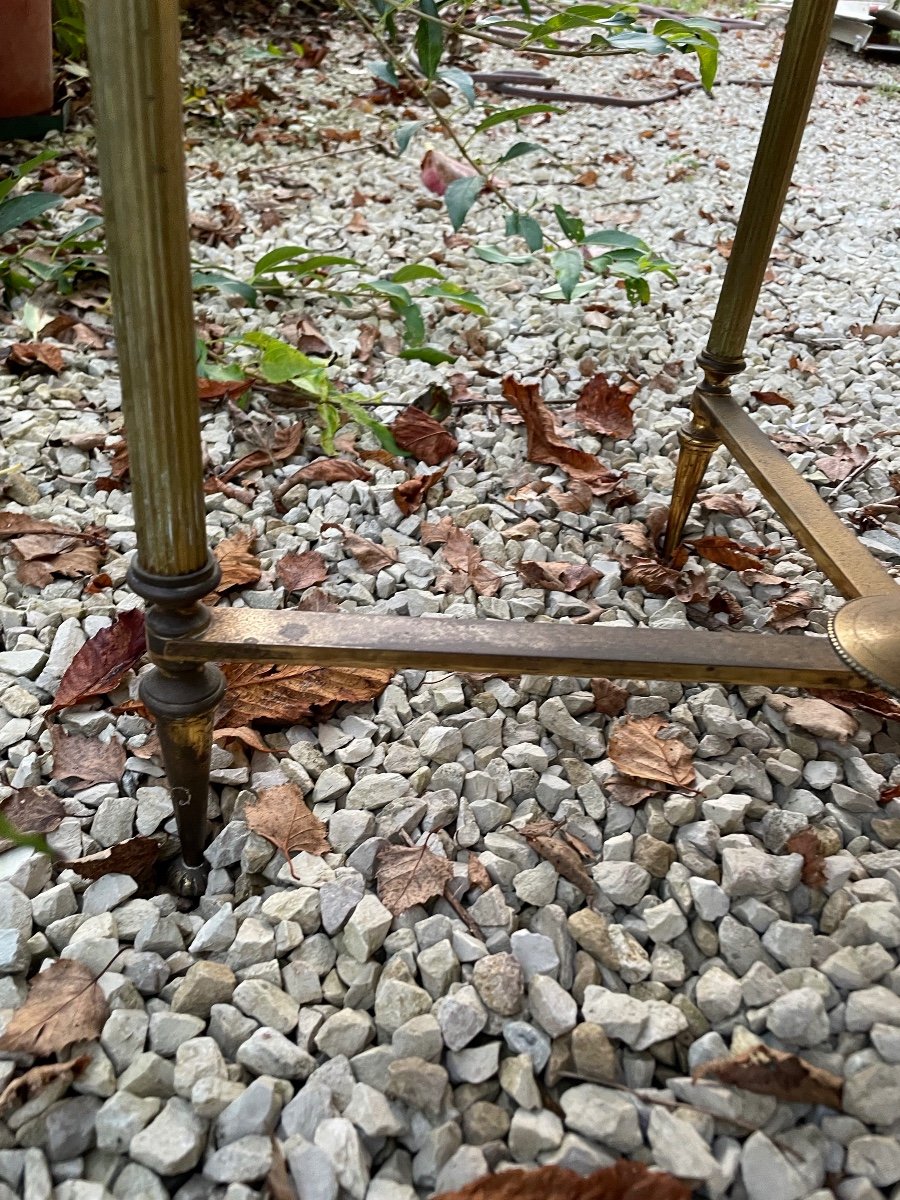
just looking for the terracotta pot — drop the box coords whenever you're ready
[0,0,54,119]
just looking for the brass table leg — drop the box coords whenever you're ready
[664,0,838,559]
[85,0,225,896]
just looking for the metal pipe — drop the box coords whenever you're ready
[83,0,207,578]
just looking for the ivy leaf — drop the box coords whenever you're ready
[551,248,583,301]
[415,0,443,79]
[444,176,483,232]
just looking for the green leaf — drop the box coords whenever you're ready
[607,28,668,53]
[474,103,560,134]
[438,66,475,107]
[396,120,428,155]
[253,245,311,275]
[415,0,443,79]
[369,59,399,87]
[496,141,546,165]
[317,401,342,455]
[694,41,717,92]
[551,248,583,302]
[624,276,651,305]
[242,331,328,389]
[277,254,358,276]
[361,280,414,310]
[0,192,63,239]
[399,346,456,365]
[554,204,585,244]
[391,263,445,283]
[400,302,426,347]
[191,270,258,305]
[472,245,533,265]
[336,395,407,456]
[583,228,646,250]
[444,176,483,232]
[421,283,488,315]
[505,211,544,252]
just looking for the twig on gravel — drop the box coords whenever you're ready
[828,452,877,500]
[241,141,393,176]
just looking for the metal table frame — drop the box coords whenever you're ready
[83,0,899,896]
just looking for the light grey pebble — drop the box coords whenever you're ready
[130,1097,207,1175]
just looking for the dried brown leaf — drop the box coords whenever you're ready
[266,1137,299,1200]
[197,377,252,403]
[436,526,502,597]
[0,789,66,853]
[768,587,814,632]
[284,459,373,485]
[501,376,620,494]
[277,550,328,593]
[698,492,755,518]
[341,531,397,573]
[213,726,271,753]
[850,321,900,339]
[694,1044,843,1111]
[50,609,146,713]
[608,715,695,790]
[605,775,661,807]
[0,515,105,544]
[247,784,331,872]
[0,1057,89,1117]
[575,374,638,439]
[750,390,794,409]
[209,531,262,600]
[786,827,828,889]
[391,406,458,466]
[467,854,492,892]
[621,558,708,605]
[5,342,64,375]
[434,1161,691,1200]
[393,466,447,516]
[517,561,601,594]
[219,422,304,483]
[375,842,455,915]
[296,587,340,613]
[50,727,125,786]
[815,688,900,724]
[420,517,455,547]
[687,535,771,573]
[591,678,629,717]
[218,660,393,726]
[0,960,109,1056]
[519,823,595,901]
[547,483,593,514]
[815,442,868,483]
[60,835,161,882]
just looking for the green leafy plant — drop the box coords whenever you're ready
[0,152,66,298]
[52,0,88,60]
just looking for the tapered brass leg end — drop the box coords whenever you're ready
[828,594,900,700]
[167,859,209,899]
[663,421,721,561]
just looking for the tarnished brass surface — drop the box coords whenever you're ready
[698,392,894,600]
[84,0,208,578]
[830,595,900,699]
[161,608,867,690]
[663,401,722,561]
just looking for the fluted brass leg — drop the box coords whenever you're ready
[664,405,719,561]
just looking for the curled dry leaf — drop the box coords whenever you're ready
[16,544,104,588]
[750,389,794,409]
[436,526,502,597]
[246,784,331,875]
[575,373,638,439]
[518,822,595,902]
[0,959,109,1056]
[277,550,328,593]
[218,422,304,483]
[50,609,146,714]
[5,342,64,375]
[375,842,455,915]
[218,661,393,726]
[591,678,629,717]
[60,835,161,882]
[547,482,593,514]
[517,561,601,594]
[208,531,262,601]
[698,492,756,518]
[708,589,744,627]
[608,715,695,790]
[433,1159,691,1200]
[332,528,398,573]
[815,442,868,483]
[766,694,858,743]
[467,854,492,893]
[283,459,373,486]
[50,727,126,786]
[393,466,447,516]
[694,1044,843,1111]
[213,726,271,753]
[768,587,814,632]
[621,558,708,605]
[197,377,252,403]
[850,321,900,339]
[420,148,478,197]
[0,789,66,852]
[391,405,458,467]
[815,687,900,724]
[0,1056,89,1117]
[786,827,829,889]
[687,535,772,573]
[501,376,620,494]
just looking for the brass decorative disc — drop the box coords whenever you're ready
[829,594,900,700]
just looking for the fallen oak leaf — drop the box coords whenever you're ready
[0,789,66,853]
[0,1056,90,1117]
[393,466,448,516]
[59,835,161,883]
[517,561,601,594]
[694,1044,843,1111]
[276,550,328,593]
[217,661,393,726]
[49,609,146,714]
[207,531,262,601]
[246,784,331,876]
[375,842,455,915]
[608,715,695,790]
[502,376,621,494]
[50,727,126,786]
[518,821,595,902]
[575,373,639,439]
[0,960,109,1056]
[391,405,458,467]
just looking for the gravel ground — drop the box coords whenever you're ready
[1,5,900,1199]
